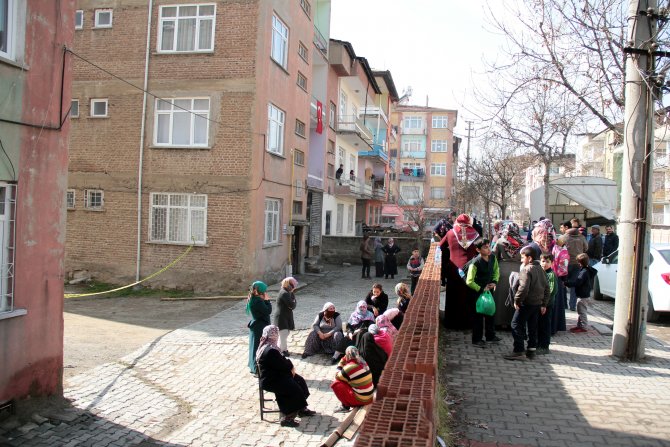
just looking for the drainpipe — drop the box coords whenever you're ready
[136,0,153,282]
[288,149,295,276]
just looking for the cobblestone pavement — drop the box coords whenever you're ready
[0,266,404,447]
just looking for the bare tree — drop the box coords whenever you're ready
[395,186,428,252]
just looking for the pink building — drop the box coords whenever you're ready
[0,0,75,402]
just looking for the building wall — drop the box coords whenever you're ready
[0,0,74,402]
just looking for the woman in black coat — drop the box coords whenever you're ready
[382,238,401,279]
[358,327,388,386]
[364,283,389,317]
[257,325,316,427]
[274,277,297,357]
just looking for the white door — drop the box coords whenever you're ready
[599,250,618,298]
[336,204,344,235]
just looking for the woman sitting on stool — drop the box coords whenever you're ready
[257,325,316,427]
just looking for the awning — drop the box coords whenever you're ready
[548,176,618,220]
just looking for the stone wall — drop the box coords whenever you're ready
[321,235,432,266]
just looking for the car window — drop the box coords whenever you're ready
[658,249,670,265]
[608,250,618,264]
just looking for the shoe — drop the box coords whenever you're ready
[301,352,309,359]
[298,408,317,417]
[536,348,550,355]
[503,351,526,361]
[283,351,290,357]
[472,340,486,348]
[569,308,576,311]
[280,418,299,428]
[330,356,340,365]
[526,349,536,359]
[570,326,588,333]
[334,405,351,413]
[486,336,502,343]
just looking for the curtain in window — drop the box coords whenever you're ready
[176,18,196,51]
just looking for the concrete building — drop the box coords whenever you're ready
[523,154,576,212]
[67,0,331,290]
[387,105,459,229]
[0,0,74,402]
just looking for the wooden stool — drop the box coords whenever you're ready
[257,364,281,421]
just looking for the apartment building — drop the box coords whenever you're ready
[320,40,398,237]
[523,154,576,212]
[387,106,458,229]
[67,0,330,290]
[1,0,74,402]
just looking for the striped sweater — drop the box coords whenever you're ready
[336,359,374,404]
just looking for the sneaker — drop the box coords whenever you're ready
[570,326,588,333]
[536,348,550,355]
[298,408,316,417]
[280,418,299,428]
[472,340,486,348]
[334,405,351,413]
[486,336,502,343]
[503,351,526,361]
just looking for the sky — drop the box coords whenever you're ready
[330,0,507,148]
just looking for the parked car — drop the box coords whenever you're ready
[592,244,670,322]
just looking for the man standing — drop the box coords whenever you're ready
[586,225,603,266]
[603,225,619,257]
[335,164,344,185]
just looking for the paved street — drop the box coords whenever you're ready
[2,266,670,447]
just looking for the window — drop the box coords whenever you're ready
[403,116,422,129]
[75,10,84,30]
[327,140,335,154]
[430,187,446,199]
[549,166,560,174]
[70,100,79,118]
[66,189,76,209]
[294,149,305,165]
[155,98,209,147]
[327,163,335,178]
[339,91,347,119]
[430,163,447,176]
[94,9,113,28]
[0,184,16,313]
[294,179,304,198]
[150,193,207,244]
[264,198,281,245]
[158,4,216,53]
[293,200,303,215]
[295,119,306,137]
[300,0,311,17]
[325,210,331,235]
[267,103,285,155]
[347,204,354,233]
[432,115,448,128]
[271,14,289,69]
[402,137,424,152]
[390,149,397,158]
[297,72,307,91]
[84,189,104,210]
[298,41,308,62]
[329,102,336,128]
[431,140,447,152]
[89,99,108,117]
[336,203,344,235]
[0,0,16,60]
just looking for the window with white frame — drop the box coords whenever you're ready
[66,189,76,209]
[432,115,448,128]
[0,0,16,60]
[0,184,16,313]
[431,139,447,152]
[264,198,281,245]
[94,9,113,28]
[295,119,306,137]
[84,189,104,210]
[430,187,446,199]
[329,102,336,128]
[90,99,108,117]
[70,100,79,118]
[347,204,354,232]
[339,90,347,119]
[155,98,210,147]
[158,4,216,53]
[267,103,285,155]
[75,10,84,30]
[336,203,344,235]
[298,41,308,62]
[297,72,307,91]
[294,149,305,166]
[150,193,207,244]
[403,116,423,129]
[430,163,447,176]
[402,136,424,152]
[400,185,422,202]
[271,14,289,69]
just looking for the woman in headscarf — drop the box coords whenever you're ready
[301,302,344,362]
[532,218,556,254]
[364,283,389,317]
[382,238,401,279]
[331,346,374,413]
[441,214,481,329]
[373,237,385,278]
[247,281,272,376]
[257,325,316,428]
[493,222,526,327]
[274,277,298,357]
[358,325,389,386]
[390,282,412,329]
[368,324,393,356]
[334,301,376,363]
[375,313,398,339]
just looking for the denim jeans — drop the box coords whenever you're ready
[511,304,540,353]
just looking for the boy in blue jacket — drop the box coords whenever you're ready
[564,253,597,333]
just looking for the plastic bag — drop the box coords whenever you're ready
[475,290,496,316]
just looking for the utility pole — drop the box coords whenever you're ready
[464,121,473,186]
[613,0,657,360]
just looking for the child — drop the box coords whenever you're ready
[537,254,557,354]
[465,239,501,348]
[407,249,425,295]
[564,253,597,332]
[504,246,549,360]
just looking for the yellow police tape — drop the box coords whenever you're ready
[64,243,193,298]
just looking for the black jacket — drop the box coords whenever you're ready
[365,291,389,315]
[565,266,597,298]
[603,233,619,257]
[274,288,296,330]
[587,234,603,260]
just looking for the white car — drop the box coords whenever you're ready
[592,244,670,322]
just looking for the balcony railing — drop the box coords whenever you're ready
[337,115,373,142]
[361,106,389,124]
[313,25,327,57]
[402,127,426,135]
[399,198,422,206]
[358,146,389,163]
[400,150,426,159]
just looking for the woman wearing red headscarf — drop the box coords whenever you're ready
[440,214,481,329]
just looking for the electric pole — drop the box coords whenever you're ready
[464,120,473,186]
[612,0,657,360]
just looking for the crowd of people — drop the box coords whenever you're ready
[246,277,413,427]
[437,213,614,360]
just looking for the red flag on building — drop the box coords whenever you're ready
[316,101,323,134]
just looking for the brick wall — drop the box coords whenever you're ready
[354,242,441,447]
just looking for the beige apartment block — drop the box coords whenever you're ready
[67,0,330,291]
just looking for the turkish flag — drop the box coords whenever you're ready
[316,101,323,134]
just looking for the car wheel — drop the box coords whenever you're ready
[593,277,603,300]
[647,294,660,323]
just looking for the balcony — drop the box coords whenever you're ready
[333,178,376,199]
[337,115,374,147]
[361,106,389,125]
[399,198,423,206]
[400,150,426,159]
[402,127,426,135]
[313,25,327,57]
[358,145,389,165]
[373,185,387,200]
[399,167,426,182]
